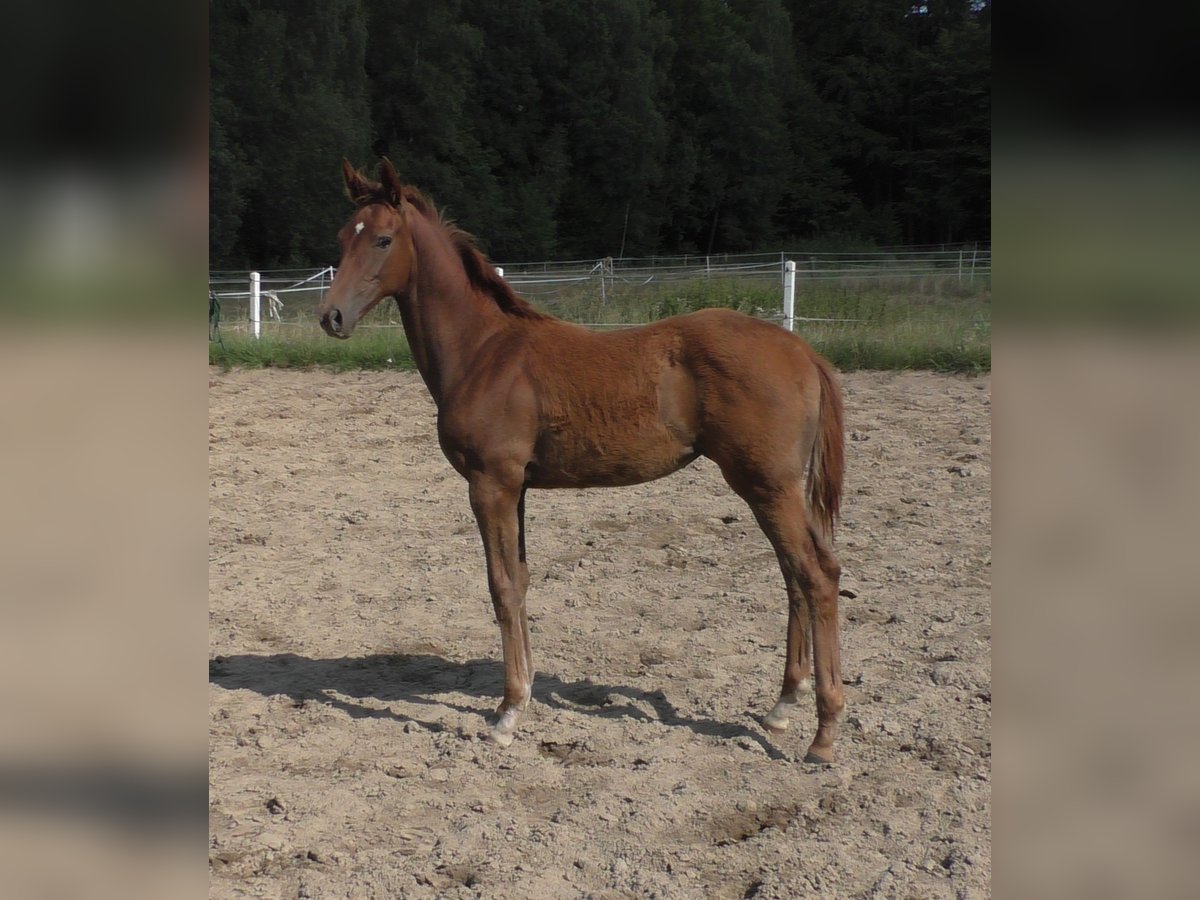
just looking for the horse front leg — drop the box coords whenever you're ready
[516,487,534,690]
[469,474,533,747]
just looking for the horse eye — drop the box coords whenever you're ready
[376,235,392,249]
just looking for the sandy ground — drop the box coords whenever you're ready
[209,366,991,898]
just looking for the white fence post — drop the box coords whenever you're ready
[595,259,607,304]
[783,260,796,332]
[250,271,261,340]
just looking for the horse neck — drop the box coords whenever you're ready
[401,214,507,406]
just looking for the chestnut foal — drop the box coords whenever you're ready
[318,160,847,762]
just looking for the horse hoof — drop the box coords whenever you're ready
[762,711,790,732]
[489,728,515,748]
[803,746,834,765]
[763,697,798,732]
[489,706,521,747]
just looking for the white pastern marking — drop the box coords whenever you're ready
[354,221,365,235]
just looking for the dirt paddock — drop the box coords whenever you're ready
[209,367,991,898]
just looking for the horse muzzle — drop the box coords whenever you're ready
[319,307,349,339]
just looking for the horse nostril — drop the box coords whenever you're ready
[320,309,344,333]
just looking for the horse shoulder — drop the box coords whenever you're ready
[437,332,541,473]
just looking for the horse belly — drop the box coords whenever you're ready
[529,418,696,488]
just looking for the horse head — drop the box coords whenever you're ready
[317,158,417,339]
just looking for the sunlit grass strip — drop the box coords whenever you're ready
[209,329,413,371]
[209,279,989,373]
[810,332,990,373]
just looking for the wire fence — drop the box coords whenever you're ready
[209,244,990,338]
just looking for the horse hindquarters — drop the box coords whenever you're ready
[696,334,845,761]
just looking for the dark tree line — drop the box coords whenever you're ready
[210,0,989,268]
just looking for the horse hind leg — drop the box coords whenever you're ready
[763,586,812,731]
[798,524,844,763]
[741,486,845,763]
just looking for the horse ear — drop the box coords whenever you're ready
[380,157,405,207]
[342,158,373,204]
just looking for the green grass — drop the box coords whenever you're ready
[209,276,989,373]
[209,328,413,371]
[795,285,991,373]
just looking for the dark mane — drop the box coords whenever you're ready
[348,172,550,321]
[447,228,551,321]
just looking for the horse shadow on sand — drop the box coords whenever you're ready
[209,650,790,760]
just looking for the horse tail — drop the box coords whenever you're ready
[807,353,845,545]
